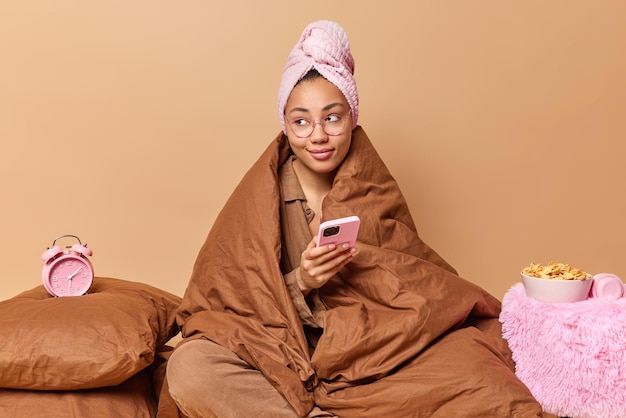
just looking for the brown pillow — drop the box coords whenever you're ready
[0,368,157,418]
[0,277,181,390]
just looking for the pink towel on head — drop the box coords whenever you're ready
[277,20,359,132]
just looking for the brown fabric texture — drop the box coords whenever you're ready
[0,368,157,418]
[176,127,544,417]
[0,277,181,390]
[154,347,184,418]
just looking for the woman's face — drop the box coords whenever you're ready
[284,77,353,177]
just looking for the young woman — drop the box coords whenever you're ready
[164,20,544,418]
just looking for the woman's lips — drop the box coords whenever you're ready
[308,148,334,160]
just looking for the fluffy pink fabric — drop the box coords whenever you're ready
[500,283,626,418]
[277,20,358,133]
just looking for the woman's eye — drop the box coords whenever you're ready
[294,118,310,127]
[326,114,341,123]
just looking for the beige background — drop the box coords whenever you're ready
[1,1,625,303]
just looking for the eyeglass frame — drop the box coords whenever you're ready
[284,110,352,138]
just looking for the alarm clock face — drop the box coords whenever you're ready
[44,254,94,297]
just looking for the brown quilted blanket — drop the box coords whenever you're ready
[176,127,544,417]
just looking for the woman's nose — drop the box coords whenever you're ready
[309,122,328,143]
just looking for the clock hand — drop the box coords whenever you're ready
[67,267,84,292]
[67,267,83,280]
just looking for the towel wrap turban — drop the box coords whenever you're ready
[278,20,359,133]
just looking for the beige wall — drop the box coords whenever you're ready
[1,1,625,302]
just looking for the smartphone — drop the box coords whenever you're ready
[317,215,360,247]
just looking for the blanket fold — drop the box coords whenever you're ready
[177,127,544,417]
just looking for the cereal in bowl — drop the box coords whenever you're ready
[521,261,591,281]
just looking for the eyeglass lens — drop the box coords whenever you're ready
[290,115,348,138]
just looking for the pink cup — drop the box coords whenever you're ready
[590,273,625,298]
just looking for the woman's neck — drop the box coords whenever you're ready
[292,158,335,232]
[292,157,335,196]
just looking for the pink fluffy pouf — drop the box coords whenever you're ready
[500,283,626,418]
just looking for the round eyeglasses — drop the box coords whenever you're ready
[285,112,351,138]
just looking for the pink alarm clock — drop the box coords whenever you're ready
[41,235,94,297]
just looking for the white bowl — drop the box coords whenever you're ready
[521,273,592,303]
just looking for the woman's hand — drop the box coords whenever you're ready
[297,237,357,296]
